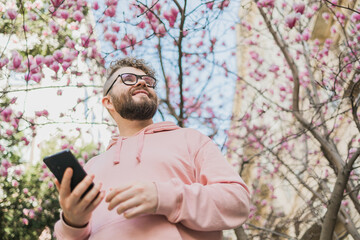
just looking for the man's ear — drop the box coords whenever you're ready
[102,95,115,111]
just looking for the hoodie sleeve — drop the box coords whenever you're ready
[154,136,250,231]
[54,212,91,240]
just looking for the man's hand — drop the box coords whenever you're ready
[54,168,105,228]
[105,182,158,219]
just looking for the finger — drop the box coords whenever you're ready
[105,184,132,203]
[54,179,60,191]
[115,197,142,216]
[59,168,73,199]
[85,190,106,212]
[69,174,95,203]
[107,187,136,211]
[78,182,103,210]
[123,205,147,219]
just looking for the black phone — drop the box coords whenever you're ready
[43,149,94,198]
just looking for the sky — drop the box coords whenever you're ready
[5,0,242,163]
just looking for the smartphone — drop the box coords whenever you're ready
[43,149,94,198]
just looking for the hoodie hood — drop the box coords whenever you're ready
[107,121,180,165]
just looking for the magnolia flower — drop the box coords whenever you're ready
[22,218,29,225]
[12,51,22,69]
[293,3,305,14]
[206,2,214,10]
[285,13,300,29]
[31,73,41,83]
[12,180,19,187]
[105,6,116,17]
[111,23,120,32]
[49,21,59,34]
[6,9,18,20]
[0,57,9,69]
[93,1,99,10]
[73,10,84,22]
[50,62,60,73]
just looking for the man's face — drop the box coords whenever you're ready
[108,67,158,120]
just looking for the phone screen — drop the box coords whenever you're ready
[43,149,94,198]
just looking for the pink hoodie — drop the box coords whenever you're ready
[54,122,250,239]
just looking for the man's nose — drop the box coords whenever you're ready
[135,78,147,87]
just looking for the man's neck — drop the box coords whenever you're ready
[116,118,154,137]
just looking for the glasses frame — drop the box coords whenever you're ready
[105,73,157,96]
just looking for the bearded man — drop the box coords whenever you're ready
[53,57,250,240]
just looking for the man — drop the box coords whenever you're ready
[54,57,250,239]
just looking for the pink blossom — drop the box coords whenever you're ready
[49,21,59,34]
[138,21,146,29]
[105,6,116,17]
[81,34,90,47]
[51,0,63,8]
[65,37,76,49]
[218,0,230,9]
[0,57,9,69]
[93,1,99,10]
[44,55,54,67]
[322,12,330,21]
[12,51,22,69]
[351,13,360,22]
[22,218,29,225]
[15,168,22,176]
[31,73,42,83]
[12,180,19,187]
[21,137,30,145]
[293,3,305,14]
[111,23,120,32]
[29,210,35,219]
[269,64,279,73]
[1,159,11,169]
[50,62,60,73]
[73,10,84,22]
[53,50,64,62]
[1,108,13,122]
[257,0,275,8]
[285,13,300,29]
[6,129,13,136]
[23,188,29,194]
[60,10,69,20]
[35,55,44,65]
[155,24,166,36]
[62,62,71,71]
[302,28,310,41]
[105,0,117,6]
[6,9,18,20]
[104,32,118,44]
[206,2,214,10]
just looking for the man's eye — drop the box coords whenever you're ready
[123,76,135,82]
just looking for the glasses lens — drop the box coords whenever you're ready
[142,76,156,87]
[121,74,137,84]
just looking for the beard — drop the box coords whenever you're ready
[110,87,158,121]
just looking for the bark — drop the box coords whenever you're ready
[320,148,360,240]
[234,226,248,240]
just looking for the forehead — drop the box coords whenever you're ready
[113,67,146,76]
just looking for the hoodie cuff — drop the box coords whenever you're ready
[54,211,91,240]
[154,180,181,223]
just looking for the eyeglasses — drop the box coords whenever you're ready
[105,73,157,95]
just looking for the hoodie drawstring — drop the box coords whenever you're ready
[136,130,145,163]
[113,137,123,165]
